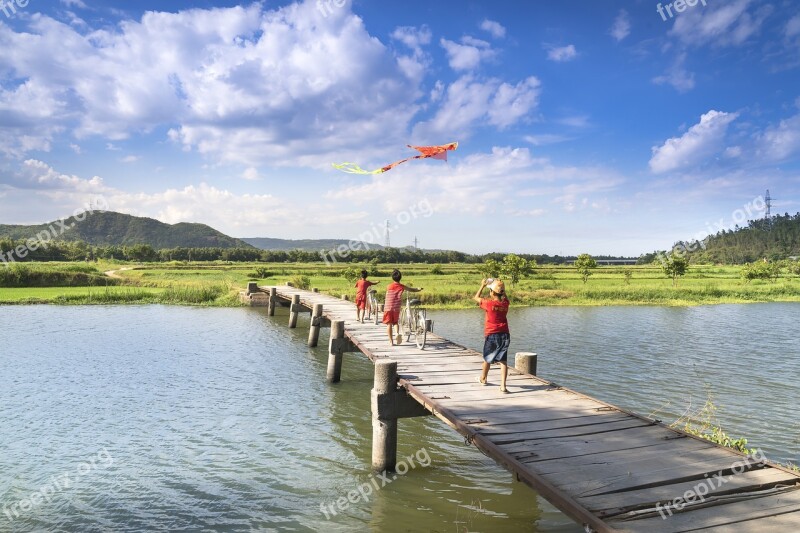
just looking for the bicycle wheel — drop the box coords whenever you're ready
[372,296,380,325]
[414,309,427,349]
[399,308,411,340]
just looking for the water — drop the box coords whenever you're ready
[1,304,797,532]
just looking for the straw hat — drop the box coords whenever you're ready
[488,279,505,294]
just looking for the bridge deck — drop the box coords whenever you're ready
[263,286,800,532]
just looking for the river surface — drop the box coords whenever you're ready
[0,304,797,532]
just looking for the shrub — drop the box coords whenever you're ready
[289,275,311,290]
[431,264,444,275]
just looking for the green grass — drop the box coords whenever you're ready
[4,261,800,307]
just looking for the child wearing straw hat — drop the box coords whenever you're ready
[473,278,510,393]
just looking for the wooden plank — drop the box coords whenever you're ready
[609,487,800,532]
[475,412,633,435]
[579,467,800,517]
[553,454,750,499]
[486,418,654,446]
[502,425,690,461]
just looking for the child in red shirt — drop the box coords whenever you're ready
[354,270,379,323]
[382,269,422,346]
[473,278,510,393]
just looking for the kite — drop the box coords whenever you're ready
[333,142,458,175]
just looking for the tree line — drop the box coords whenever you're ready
[0,237,634,265]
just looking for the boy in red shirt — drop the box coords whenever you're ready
[473,278,510,393]
[382,269,422,346]
[354,270,379,323]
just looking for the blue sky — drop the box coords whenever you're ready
[0,0,799,255]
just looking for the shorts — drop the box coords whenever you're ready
[483,332,510,364]
[382,309,400,325]
[356,294,366,309]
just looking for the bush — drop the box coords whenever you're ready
[251,266,271,278]
[741,261,781,283]
[431,264,444,275]
[289,275,311,290]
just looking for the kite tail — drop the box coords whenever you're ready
[331,162,385,175]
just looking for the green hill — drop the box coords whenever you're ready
[0,211,253,250]
[680,213,800,263]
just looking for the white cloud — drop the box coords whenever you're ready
[480,19,506,39]
[757,113,800,161]
[120,155,139,163]
[0,2,422,167]
[649,110,739,173]
[60,0,88,7]
[413,76,540,138]
[786,15,800,38]
[327,145,621,219]
[669,0,769,47]
[546,44,577,62]
[391,25,432,53]
[653,53,695,93]
[610,10,631,42]
[69,144,82,154]
[440,37,495,71]
[242,167,261,181]
[20,159,108,192]
[524,134,572,146]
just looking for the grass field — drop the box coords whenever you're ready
[3,260,800,307]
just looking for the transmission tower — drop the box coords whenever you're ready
[765,189,772,221]
[384,220,390,248]
[414,236,418,250]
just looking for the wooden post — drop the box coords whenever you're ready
[247,282,258,294]
[312,288,319,293]
[372,361,398,472]
[288,294,300,328]
[515,352,537,376]
[327,320,345,383]
[267,287,277,316]
[308,303,323,347]
[424,318,433,333]
[341,294,349,301]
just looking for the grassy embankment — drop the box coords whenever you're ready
[3,261,800,306]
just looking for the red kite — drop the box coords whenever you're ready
[333,142,458,174]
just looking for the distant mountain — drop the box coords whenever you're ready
[0,211,253,249]
[242,237,385,251]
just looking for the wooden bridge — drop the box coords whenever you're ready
[242,284,800,532]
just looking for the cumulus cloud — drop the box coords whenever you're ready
[19,159,109,192]
[440,36,496,71]
[0,2,422,167]
[413,76,541,138]
[546,44,577,62]
[480,19,506,39]
[649,110,739,173]
[757,113,800,161]
[610,10,631,42]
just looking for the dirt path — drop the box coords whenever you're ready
[104,267,135,279]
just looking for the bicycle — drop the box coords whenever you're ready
[399,293,427,349]
[365,289,380,325]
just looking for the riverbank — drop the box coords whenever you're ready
[2,261,800,307]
